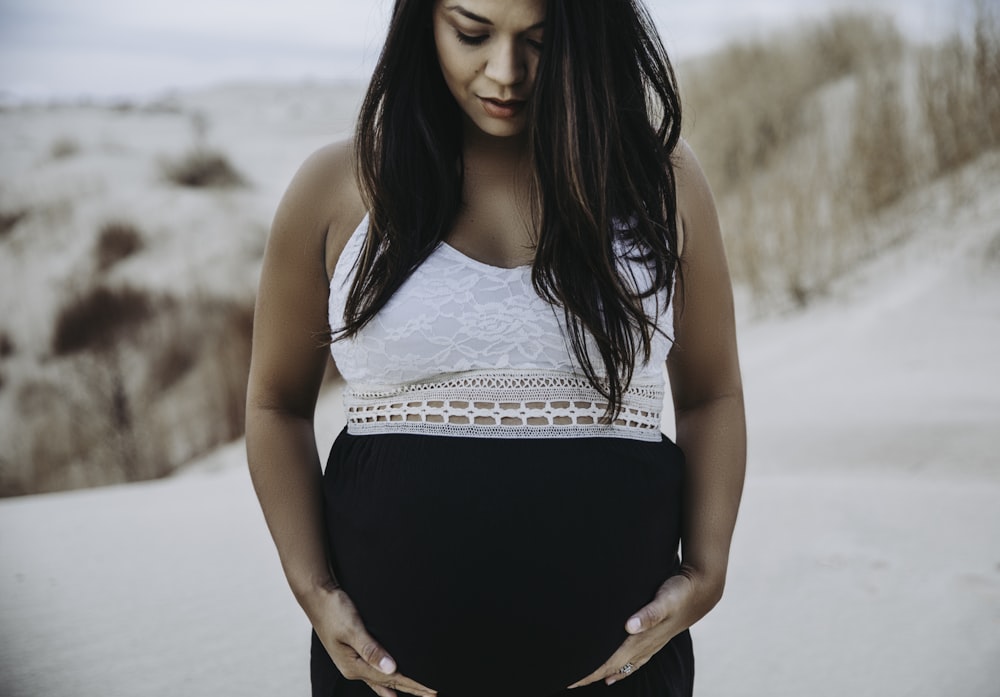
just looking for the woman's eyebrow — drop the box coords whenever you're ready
[445,4,545,30]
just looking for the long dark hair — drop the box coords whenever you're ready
[340,0,682,419]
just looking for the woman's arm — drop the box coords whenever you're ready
[664,137,746,605]
[245,142,436,697]
[246,142,344,605]
[569,139,746,688]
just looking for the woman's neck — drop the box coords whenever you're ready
[461,121,531,179]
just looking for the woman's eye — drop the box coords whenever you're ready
[527,38,544,51]
[455,30,488,46]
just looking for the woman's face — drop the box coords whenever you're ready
[432,0,546,140]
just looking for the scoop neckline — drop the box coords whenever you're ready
[438,241,533,273]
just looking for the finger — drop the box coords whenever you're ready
[366,682,396,697]
[604,657,650,686]
[349,656,437,697]
[567,642,637,688]
[569,657,649,689]
[384,674,437,697]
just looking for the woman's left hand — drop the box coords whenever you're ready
[567,564,724,688]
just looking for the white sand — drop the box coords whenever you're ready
[2,103,999,695]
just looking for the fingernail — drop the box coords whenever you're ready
[606,677,618,686]
[378,656,396,674]
[626,617,642,633]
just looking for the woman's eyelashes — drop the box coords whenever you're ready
[453,29,544,50]
[455,30,488,46]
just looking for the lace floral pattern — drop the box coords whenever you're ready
[328,216,675,438]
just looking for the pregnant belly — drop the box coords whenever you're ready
[322,430,685,697]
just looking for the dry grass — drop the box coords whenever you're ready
[3,287,257,495]
[681,6,1000,310]
[849,63,911,213]
[160,147,246,188]
[974,1,1000,144]
[0,332,14,359]
[95,220,144,272]
[51,285,157,356]
[919,3,1000,173]
[682,13,903,195]
[0,208,28,238]
[49,137,80,160]
[0,333,11,395]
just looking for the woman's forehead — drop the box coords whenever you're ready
[438,0,547,31]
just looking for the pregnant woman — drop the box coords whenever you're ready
[245,1,746,696]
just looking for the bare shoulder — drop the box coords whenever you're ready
[672,138,720,257]
[271,139,366,277]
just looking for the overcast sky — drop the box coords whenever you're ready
[0,0,967,101]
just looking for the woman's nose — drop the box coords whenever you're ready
[483,40,525,87]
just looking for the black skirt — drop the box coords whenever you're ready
[312,428,693,697]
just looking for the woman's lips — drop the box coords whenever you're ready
[479,97,526,119]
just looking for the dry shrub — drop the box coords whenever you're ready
[198,297,255,441]
[110,100,136,113]
[721,136,847,307]
[135,295,256,477]
[50,137,80,159]
[682,12,903,194]
[2,288,258,496]
[919,3,1000,173]
[13,375,107,493]
[919,38,984,172]
[0,209,28,238]
[141,293,255,437]
[51,285,158,356]
[811,13,904,76]
[10,355,158,492]
[974,1,1000,144]
[683,9,1000,310]
[148,338,198,393]
[0,332,14,358]
[161,147,246,188]
[849,63,911,212]
[95,220,144,272]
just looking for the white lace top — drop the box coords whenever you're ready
[328,215,675,440]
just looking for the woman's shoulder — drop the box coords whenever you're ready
[672,138,719,257]
[282,139,365,227]
[271,139,367,277]
[673,138,715,213]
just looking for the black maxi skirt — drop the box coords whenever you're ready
[311,428,694,697]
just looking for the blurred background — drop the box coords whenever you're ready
[0,0,964,100]
[1,1,998,696]
[1,0,994,496]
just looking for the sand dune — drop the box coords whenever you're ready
[2,149,998,695]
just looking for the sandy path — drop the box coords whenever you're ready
[693,156,1000,695]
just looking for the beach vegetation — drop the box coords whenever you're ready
[682,5,1000,310]
[0,209,28,238]
[49,136,81,159]
[51,285,156,356]
[161,147,247,188]
[95,220,145,272]
[0,332,14,359]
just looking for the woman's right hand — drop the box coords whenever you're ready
[306,582,438,697]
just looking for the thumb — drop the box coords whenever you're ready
[348,628,397,675]
[626,574,689,634]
